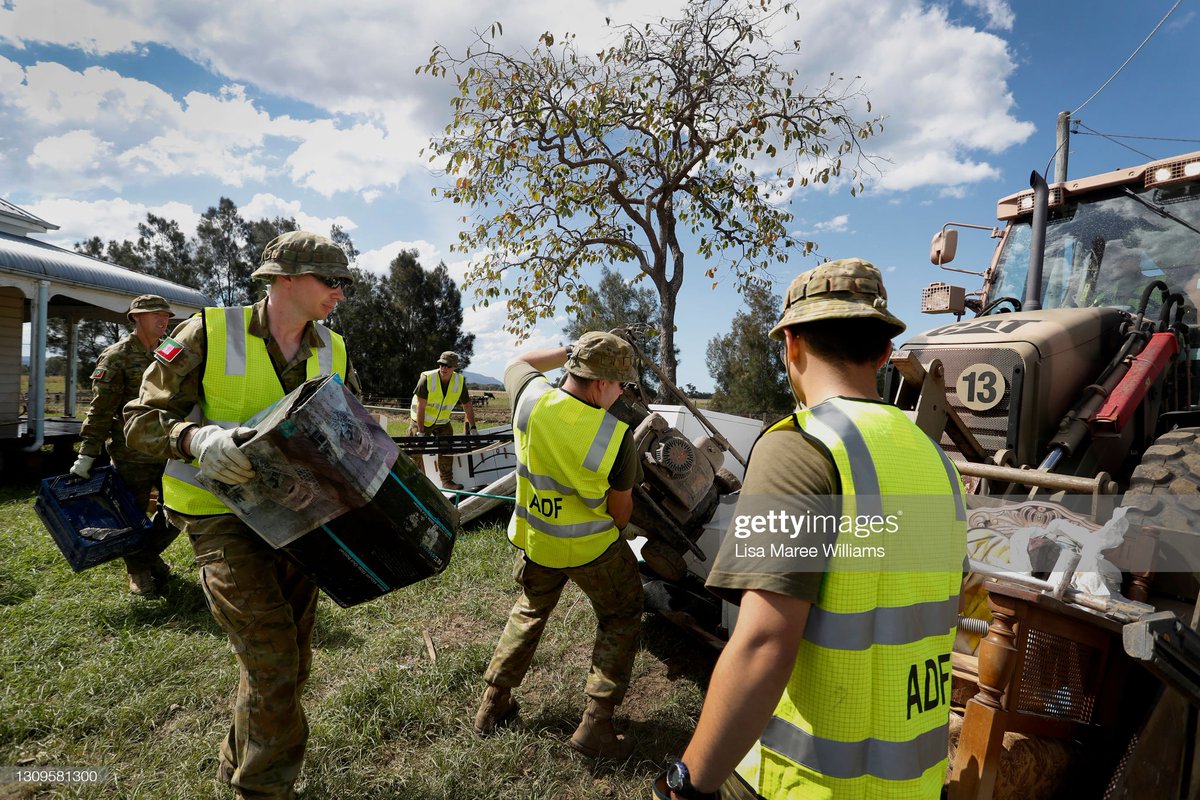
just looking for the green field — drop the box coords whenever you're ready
[0,483,711,800]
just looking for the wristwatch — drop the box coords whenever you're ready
[665,760,716,800]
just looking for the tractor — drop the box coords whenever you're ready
[890,151,1200,798]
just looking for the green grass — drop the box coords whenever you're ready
[0,482,711,799]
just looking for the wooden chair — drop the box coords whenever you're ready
[948,581,1139,799]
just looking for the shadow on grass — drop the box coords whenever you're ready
[0,574,37,606]
[313,613,366,650]
[514,706,696,777]
[497,613,713,778]
[640,613,719,686]
[459,501,516,534]
[97,577,221,635]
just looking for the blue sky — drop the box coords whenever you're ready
[2,0,1196,388]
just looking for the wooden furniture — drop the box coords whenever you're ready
[948,581,1134,800]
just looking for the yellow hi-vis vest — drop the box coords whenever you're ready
[735,397,966,800]
[161,306,348,516]
[507,376,628,568]
[410,369,464,426]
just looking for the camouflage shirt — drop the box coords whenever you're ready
[123,297,362,462]
[78,333,162,463]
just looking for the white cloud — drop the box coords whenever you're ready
[27,130,114,174]
[812,214,850,233]
[761,0,1033,194]
[357,239,445,276]
[9,61,177,129]
[0,55,436,196]
[0,1,154,53]
[878,151,1000,192]
[962,0,1015,31]
[22,197,200,250]
[1165,10,1195,33]
[2,0,1033,201]
[0,59,278,191]
[282,115,421,197]
[240,193,357,237]
[463,301,563,381]
[0,52,22,85]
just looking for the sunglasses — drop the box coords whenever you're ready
[318,275,352,291]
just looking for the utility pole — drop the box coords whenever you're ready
[1054,111,1071,184]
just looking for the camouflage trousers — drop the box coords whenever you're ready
[484,539,644,703]
[408,419,456,482]
[168,510,318,800]
[112,456,179,575]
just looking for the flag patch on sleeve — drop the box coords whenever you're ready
[90,367,106,380]
[154,336,185,364]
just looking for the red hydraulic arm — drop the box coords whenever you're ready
[1090,332,1181,433]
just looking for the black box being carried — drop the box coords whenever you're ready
[35,466,153,572]
[281,449,459,606]
[198,375,460,607]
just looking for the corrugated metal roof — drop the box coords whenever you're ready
[0,230,212,309]
[0,199,57,231]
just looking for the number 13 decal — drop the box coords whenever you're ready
[955,363,1006,411]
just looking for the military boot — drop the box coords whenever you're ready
[127,571,156,595]
[569,698,632,759]
[473,684,519,736]
[150,555,172,586]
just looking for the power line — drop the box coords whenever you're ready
[1073,122,1154,160]
[1072,132,1200,144]
[1070,0,1182,116]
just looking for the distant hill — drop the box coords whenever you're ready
[465,370,502,388]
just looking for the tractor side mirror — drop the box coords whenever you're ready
[930,229,958,266]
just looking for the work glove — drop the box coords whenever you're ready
[189,425,257,485]
[465,423,478,436]
[70,454,95,480]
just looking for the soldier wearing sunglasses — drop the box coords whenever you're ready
[125,230,362,800]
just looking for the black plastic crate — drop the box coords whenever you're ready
[35,466,153,572]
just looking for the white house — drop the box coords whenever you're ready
[0,198,211,463]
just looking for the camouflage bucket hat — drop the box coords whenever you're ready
[437,351,459,368]
[126,294,173,322]
[567,331,638,382]
[769,257,906,340]
[252,231,353,282]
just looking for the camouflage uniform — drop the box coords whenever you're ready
[409,351,473,485]
[78,332,179,576]
[406,420,455,480]
[477,346,644,755]
[485,538,644,702]
[124,232,360,800]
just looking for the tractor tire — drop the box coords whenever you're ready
[1122,427,1200,600]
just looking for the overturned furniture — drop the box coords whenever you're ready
[945,487,1200,800]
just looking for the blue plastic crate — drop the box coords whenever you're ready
[34,466,153,572]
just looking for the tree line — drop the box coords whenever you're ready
[63,193,791,417]
[60,197,473,399]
